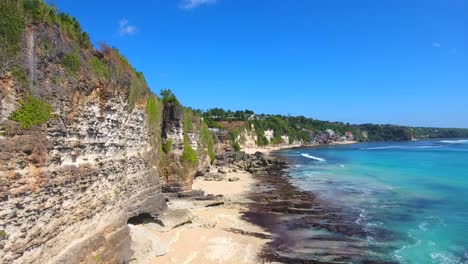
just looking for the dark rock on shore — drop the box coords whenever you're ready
[222,151,398,264]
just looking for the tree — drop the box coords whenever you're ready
[160,89,180,105]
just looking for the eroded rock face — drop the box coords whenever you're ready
[160,103,210,194]
[0,23,168,262]
[162,103,184,154]
[0,93,166,264]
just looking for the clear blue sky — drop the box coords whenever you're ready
[52,0,467,128]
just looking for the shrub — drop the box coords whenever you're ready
[79,32,91,49]
[162,139,173,154]
[0,230,6,239]
[201,122,216,164]
[183,108,193,133]
[62,51,81,77]
[101,45,134,79]
[10,95,53,129]
[39,39,53,59]
[256,135,269,146]
[233,141,241,152]
[181,141,197,166]
[11,66,28,88]
[128,72,148,109]
[89,56,109,79]
[270,135,284,145]
[57,12,90,48]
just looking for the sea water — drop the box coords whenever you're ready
[279,139,468,264]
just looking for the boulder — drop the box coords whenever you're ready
[157,209,194,230]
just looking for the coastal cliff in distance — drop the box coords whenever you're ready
[0,1,213,263]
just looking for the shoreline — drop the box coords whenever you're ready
[241,152,397,263]
[138,143,391,263]
[243,140,358,155]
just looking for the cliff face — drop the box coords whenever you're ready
[0,9,212,263]
[160,103,211,193]
[236,126,300,150]
[0,92,166,264]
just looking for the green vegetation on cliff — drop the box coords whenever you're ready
[10,95,53,129]
[183,108,194,133]
[62,51,81,77]
[162,139,173,154]
[146,94,163,127]
[181,108,198,166]
[89,56,110,80]
[181,140,198,166]
[129,71,149,109]
[0,230,6,239]
[201,122,216,164]
[0,0,25,74]
[11,66,28,87]
[160,89,180,105]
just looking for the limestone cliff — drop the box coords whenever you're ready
[0,2,215,263]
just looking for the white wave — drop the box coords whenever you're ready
[339,164,345,168]
[300,153,326,162]
[363,145,442,150]
[440,139,468,144]
[416,145,443,149]
[362,146,404,150]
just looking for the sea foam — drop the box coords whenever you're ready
[301,153,326,162]
[440,140,468,144]
[361,146,404,150]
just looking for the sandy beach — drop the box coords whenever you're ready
[128,141,358,264]
[129,170,273,264]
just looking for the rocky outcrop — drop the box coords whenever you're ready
[160,103,211,193]
[161,103,184,155]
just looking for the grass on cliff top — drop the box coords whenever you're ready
[0,0,25,75]
[160,89,180,105]
[129,71,149,110]
[10,95,53,129]
[22,0,91,49]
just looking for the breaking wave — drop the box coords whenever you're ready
[440,140,468,144]
[301,153,326,162]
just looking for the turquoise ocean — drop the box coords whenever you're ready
[279,139,468,264]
